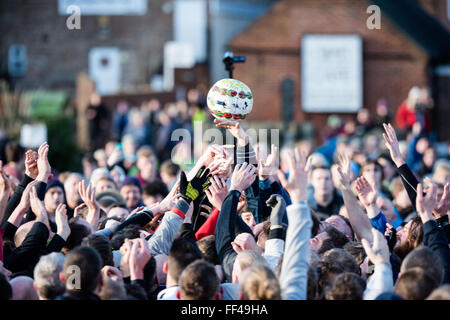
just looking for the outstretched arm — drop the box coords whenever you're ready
[279,147,312,300]
[334,153,373,242]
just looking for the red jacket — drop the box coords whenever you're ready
[395,101,416,130]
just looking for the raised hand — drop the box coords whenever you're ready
[277,147,311,202]
[255,144,278,181]
[416,181,438,224]
[101,266,124,283]
[179,166,211,203]
[119,239,132,278]
[205,175,229,210]
[229,162,257,194]
[208,156,233,179]
[0,160,11,197]
[78,180,100,229]
[231,232,259,253]
[36,142,52,182]
[30,186,49,229]
[159,180,180,213]
[266,194,286,228]
[24,150,39,179]
[129,238,152,280]
[333,153,352,191]
[428,178,449,218]
[107,146,124,168]
[200,144,234,167]
[55,203,71,241]
[214,119,249,147]
[382,123,405,167]
[361,228,391,266]
[355,176,377,208]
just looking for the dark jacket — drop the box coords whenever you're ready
[215,190,253,283]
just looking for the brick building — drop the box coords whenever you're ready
[228,0,450,141]
[0,0,172,92]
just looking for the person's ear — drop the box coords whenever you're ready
[33,282,39,293]
[163,261,168,274]
[59,272,66,283]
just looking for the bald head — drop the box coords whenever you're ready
[14,221,36,248]
[10,276,38,300]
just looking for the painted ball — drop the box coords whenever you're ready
[207,78,253,121]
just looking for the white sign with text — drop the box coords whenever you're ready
[301,35,363,113]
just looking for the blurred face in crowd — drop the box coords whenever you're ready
[310,231,330,254]
[357,108,370,124]
[415,137,429,155]
[311,168,334,198]
[44,186,65,213]
[93,149,108,168]
[96,178,117,193]
[108,207,129,220]
[138,156,157,180]
[395,220,413,247]
[377,157,396,182]
[361,163,382,188]
[241,211,256,229]
[325,215,352,241]
[64,174,82,208]
[121,185,141,209]
[433,166,449,185]
[393,188,411,209]
[423,147,436,168]
[376,197,397,223]
[82,159,97,181]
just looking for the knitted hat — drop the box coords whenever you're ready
[120,176,142,192]
[45,179,65,195]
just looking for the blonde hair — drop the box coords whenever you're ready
[241,265,281,300]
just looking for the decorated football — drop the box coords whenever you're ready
[206,78,253,121]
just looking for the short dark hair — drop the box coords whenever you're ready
[168,238,203,284]
[324,272,366,300]
[110,224,142,250]
[125,283,148,300]
[318,226,350,255]
[63,246,102,294]
[401,246,444,285]
[143,180,169,198]
[197,236,219,265]
[317,248,359,298]
[98,216,122,230]
[394,267,439,300]
[343,241,367,266]
[81,234,114,267]
[160,160,180,177]
[63,219,93,252]
[179,260,219,300]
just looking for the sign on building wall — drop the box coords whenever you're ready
[174,0,207,63]
[89,47,121,95]
[301,35,362,113]
[163,42,196,91]
[58,0,147,15]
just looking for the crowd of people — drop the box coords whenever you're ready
[0,84,448,301]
